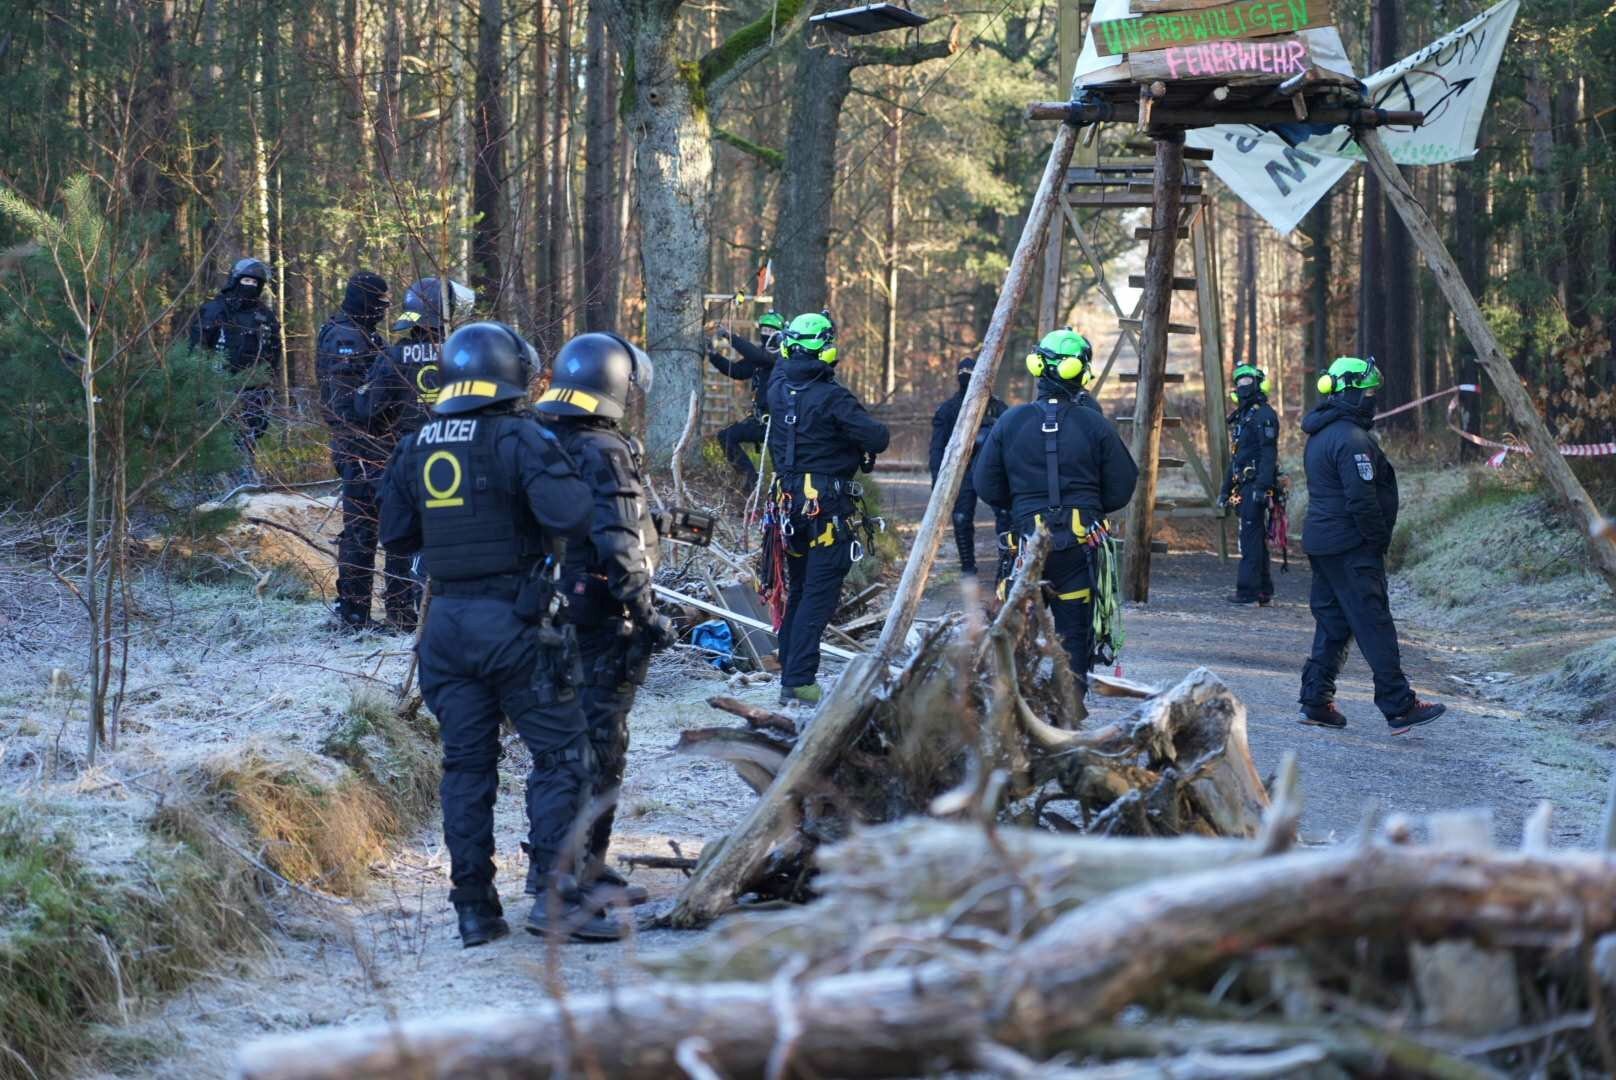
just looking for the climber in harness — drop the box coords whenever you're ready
[706,311,785,491]
[974,328,1138,692]
[1216,363,1280,605]
[761,311,889,706]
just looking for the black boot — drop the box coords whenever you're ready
[525,878,625,942]
[451,886,509,949]
[581,858,650,906]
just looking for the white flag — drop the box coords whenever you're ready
[1188,0,1519,234]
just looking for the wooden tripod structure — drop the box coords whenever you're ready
[1042,142,1234,586]
[667,10,1616,926]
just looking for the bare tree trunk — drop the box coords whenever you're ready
[377,0,402,175]
[534,0,553,346]
[1237,206,1256,367]
[582,3,619,332]
[472,0,507,312]
[1301,195,1330,413]
[1358,0,1412,418]
[880,73,903,398]
[547,0,572,338]
[773,41,853,317]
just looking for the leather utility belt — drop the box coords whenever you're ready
[767,472,884,562]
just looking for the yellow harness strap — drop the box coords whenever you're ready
[1056,587,1092,601]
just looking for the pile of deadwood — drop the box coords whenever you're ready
[670,531,1272,905]
[234,532,1616,1078]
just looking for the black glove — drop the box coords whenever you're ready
[860,451,877,474]
[643,613,677,653]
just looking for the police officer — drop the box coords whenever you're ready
[1217,363,1279,605]
[188,257,282,472]
[766,312,889,705]
[706,311,784,490]
[356,277,476,631]
[930,356,1012,582]
[379,322,618,947]
[1298,356,1445,735]
[534,333,675,907]
[974,329,1138,688]
[316,271,395,632]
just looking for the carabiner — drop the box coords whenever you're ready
[804,497,821,518]
[850,539,865,563]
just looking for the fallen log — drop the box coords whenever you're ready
[234,843,1616,1080]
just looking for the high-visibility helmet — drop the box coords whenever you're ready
[757,311,786,332]
[783,311,838,365]
[1317,356,1383,395]
[1025,328,1094,386]
[1230,363,1272,402]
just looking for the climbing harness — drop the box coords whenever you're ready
[1266,476,1290,572]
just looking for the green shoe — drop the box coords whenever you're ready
[778,682,823,705]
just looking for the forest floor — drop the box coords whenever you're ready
[0,458,1609,1078]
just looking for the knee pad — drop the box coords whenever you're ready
[950,510,973,533]
[534,740,593,782]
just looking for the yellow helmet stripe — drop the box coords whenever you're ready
[438,379,499,402]
[537,387,601,413]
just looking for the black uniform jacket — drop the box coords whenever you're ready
[188,292,282,386]
[1300,396,1399,556]
[316,313,388,466]
[1220,396,1279,500]
[764,354,890,482]
[929,385,1008,480]
[542,417,661,615]
[707,335,776,417]
[974,384,1138,527]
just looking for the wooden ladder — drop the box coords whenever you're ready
[1040,142,1231,578]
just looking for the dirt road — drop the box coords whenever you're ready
[880,468,1611,846]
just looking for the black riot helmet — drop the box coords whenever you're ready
[393,277,476,335]
[227,257,271,299]
[535,332,653,421]
[432,321,538,416]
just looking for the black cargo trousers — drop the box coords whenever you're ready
[416,584,589,909]
[335,451,421,626]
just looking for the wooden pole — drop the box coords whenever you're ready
[1026,102,1425,127]
[1356,127,1616,596]
[667,120,1084,928]
[1122,130,1186,603]
[1191,204,1231,562]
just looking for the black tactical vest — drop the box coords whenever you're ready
[392,338,442,435]
[411,413,545,581]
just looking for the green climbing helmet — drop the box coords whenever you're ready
[1230,363,1271,401]
[757,311,786,332]
[1025,327,1094,384]
[1317,355,1383,395]
[783,311,838,363]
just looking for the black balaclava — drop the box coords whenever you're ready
[956,356,975,392]
[343,271,391,326]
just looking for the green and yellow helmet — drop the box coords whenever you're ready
[1317,356,1383,395]
[758,311,786,333]
[1025,328,1094,386]
[1230,363,1271,402]
[783,311,838,364]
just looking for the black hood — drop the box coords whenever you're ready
[342,271,392,325]
[1036,373,1085,400]
[780,351,835,384]
[1302,393,1375,435]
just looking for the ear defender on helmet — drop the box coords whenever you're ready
[1317,355,1383,395]
[1027,328,1093,385]
[783,312,838,363]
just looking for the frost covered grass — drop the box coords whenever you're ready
[0,801,265,1080]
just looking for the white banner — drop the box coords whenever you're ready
[1186,0,1519,234]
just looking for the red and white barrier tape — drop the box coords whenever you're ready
[1438,393,1616,467]
[1371,383,1478,421]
